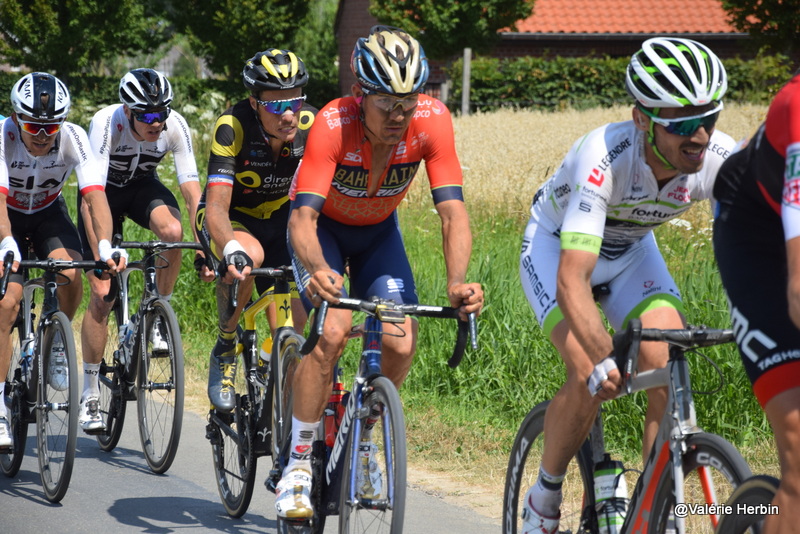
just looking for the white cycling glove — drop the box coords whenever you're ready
[587,357,618,397]
[98,239,129,263]
[0,236,21,265]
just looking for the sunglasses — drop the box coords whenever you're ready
[133,109,170,124]
[18,119,64,136]
[368,92,419,113]
[640,102,724,136]
[256,95,306,115]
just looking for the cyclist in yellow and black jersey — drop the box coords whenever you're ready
[198,48,317,413]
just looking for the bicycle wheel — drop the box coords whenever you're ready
[714,474,777,534]
[649,432,752,534]
[271,331,304,472]
[502,400,596,534]
[137,299,184,474]
[96,305,126,451]
[0,324,31,477]
[208,393,257,517]
[36,311,78,503]
[339,375,407,534]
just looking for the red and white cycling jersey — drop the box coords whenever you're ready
[0,118,104,214]
[89,104,198,188]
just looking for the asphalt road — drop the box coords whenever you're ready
[0,400,500,533]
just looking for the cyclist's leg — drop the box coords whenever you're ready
[0,282,22,436]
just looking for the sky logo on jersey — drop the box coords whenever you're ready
[387,278,404,294]
[587,168,605,187]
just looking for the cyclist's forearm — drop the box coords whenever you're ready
[437,200,473,289]
[180,181,202,242]
[288,206,330,274]
[83,190,114,245]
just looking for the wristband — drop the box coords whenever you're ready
[222,239,245,258]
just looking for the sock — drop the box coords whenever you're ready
[0,382,6,418]
[284,417,316,475]
[362,405,383,441]
[82,363,101,399]
[528,465,565,518]
[213,329,238,357]
[162,292,172,302]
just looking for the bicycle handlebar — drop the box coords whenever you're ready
[301,298,479,368]
[0,255,119,300]
[227,265,295,310]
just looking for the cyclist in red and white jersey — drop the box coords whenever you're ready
[518,38,734,533]
[714,71,800,534]
[274,25,484,519]
[0,73,125,448]
[77,68,201,433]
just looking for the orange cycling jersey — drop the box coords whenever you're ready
[292,94,463,226]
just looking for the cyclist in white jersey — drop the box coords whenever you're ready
[0,73,126,448]
[77,68,201,433]
[518,38,734,534]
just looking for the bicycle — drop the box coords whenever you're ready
[205,265,304,517]
[95,239,202,474]
[714,472,780,532]
[0,250,115,502]
[269,297,478,534]
[503,318,753,534]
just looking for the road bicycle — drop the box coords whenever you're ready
[714,473,779,533]
[95,239,201,474]
[503,318,753,534]
[206,265,304,517]
[269,297,478,534]
[0,250,114,502]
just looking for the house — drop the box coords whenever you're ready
[334,0,752,97]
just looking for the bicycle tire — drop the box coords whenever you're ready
[0,323,30,477]
[648,432,752,534]
[339,375,407,534]
[714,474,778,534]
[96,305,126,451]
[502,400,596,534]
[271,331,304,474]
[36,311,78,503]
[137,299,184,474]
[209,394,257,517]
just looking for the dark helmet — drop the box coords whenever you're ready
[243,49,309,92]
[351,25,429,96]
[11,72,71,120]
[119,68,174,110]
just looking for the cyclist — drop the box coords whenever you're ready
[78,68,201,433]
[518,38,733,533]
[274,26,484,519]
[0,72,126,447]
[713,71,800,534]
[201,49,317,413]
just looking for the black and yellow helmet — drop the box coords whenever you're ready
[243,49,309,92]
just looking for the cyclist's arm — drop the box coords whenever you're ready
[203,183,250,281]
[82,188,126,272]
[179,180,203,243]
[435,198,483,318]
[0,193,18,276]
[288,204,343,303]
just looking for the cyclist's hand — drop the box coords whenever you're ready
[220,240,252,283]
[307,269,343,306]
[98,239,128,273]
[0,236,20,275]
[587,356,622,400]
[447,282,484,321]
[194,251,216,282]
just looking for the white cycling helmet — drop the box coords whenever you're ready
[119,68,174,110]
[626,37,727,108]
[10,72,71,120]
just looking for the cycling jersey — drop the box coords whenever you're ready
[531,121,735,259]
[714,74,800,408]
[0,119,104,214]
[292,95,463,226]
[89,104,198,188]
[206,98,317,221]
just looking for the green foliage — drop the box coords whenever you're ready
[0,0,167,77]
[369,0,535,60]
[445,53,796,112]
[288,0,341,106]
[723,0,800,56]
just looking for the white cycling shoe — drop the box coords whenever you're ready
[522,486,560,534]
[357,440,383,498]
[275,468,313,519]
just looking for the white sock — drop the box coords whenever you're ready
[528,465,564,517]
[0,382,6,418]
[284,417,316,475]
[82,363,101,399]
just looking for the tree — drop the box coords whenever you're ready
[722,0,800,56]
[289,0,340,105]
[368,0,535,60]
[0,0,167,78]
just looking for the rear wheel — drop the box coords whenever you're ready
[96,305,126,451]
[37,311,78,503]
[714,474,777,534]
[0,323,31,477]
[137,299,184,474]
[271,332,304,475]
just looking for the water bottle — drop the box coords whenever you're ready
[259,337,272,371]
[594,453,628,534]
[120,314,138,365]
[324,368,346,448]
[20,340,34,383]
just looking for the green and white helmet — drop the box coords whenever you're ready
[626,37,727,108]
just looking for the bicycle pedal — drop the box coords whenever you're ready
[82,427,107,436]
[265,475,279,494]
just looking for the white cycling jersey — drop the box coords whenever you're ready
[0,118,104,214]
[530,120,736,259]
[89,104,198,188]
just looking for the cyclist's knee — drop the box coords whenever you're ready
[156,219,184,243]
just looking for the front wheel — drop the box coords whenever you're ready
[137,299,184,474]
[339,375,407,534]
[37,311,78,503]
[271,331,304,474]
[649,432,753,534]
[502,400,596,534]
[713,474,777,534]
[209,395,257,517]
